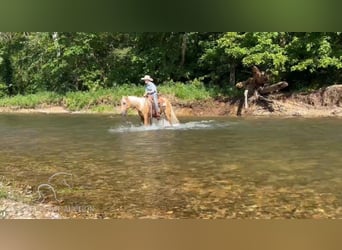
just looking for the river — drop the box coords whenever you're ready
[0,113,341,218]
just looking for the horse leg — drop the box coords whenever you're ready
[164,104,172,125]
[143,110,152,126]
[137,111,144,125]
[143,113,149,126]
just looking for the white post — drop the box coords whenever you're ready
[244,89,249,109]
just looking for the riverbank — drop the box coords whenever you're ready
[1,99,341,118]
[0,84,341,118]
[0,178,101,219]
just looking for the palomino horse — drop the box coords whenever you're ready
[120,95,179,126]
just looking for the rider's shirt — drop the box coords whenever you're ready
[145,82,157,95]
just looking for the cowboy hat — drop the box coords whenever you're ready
[141,75,153,81]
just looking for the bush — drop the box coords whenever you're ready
[0,82,8,98]
[159,79,212,101]
[63,85,144,111]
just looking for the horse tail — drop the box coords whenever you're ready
[159,96,180,125]
[169,103,179,125]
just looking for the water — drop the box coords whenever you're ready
[0,113,342,218]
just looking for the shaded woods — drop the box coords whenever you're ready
[1,32,342,98]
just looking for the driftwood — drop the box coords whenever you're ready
[259,81,289,95]
[235,66,288,112]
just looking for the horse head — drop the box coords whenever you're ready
[120,96,130,116]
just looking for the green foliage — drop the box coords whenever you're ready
[159,79,212,101]
[288,33,342,72]
[90,105,115,113]
[133,33,192,82]
[241,32,288,73]
[1,32,342,97]
[0,82,8,97]
[63,82,212,111]
[63,91,93,111]
[218,32,249,60]
[63,85,142,111]
[0,82,216,111]
[201,32,288,83]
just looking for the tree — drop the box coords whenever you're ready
[0,32,27,95]
[133,32,201,82]
[285,32,342,87]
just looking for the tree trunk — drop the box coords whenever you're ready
[52,32,60,57]
[180,33,188,67]
[229,63,236,85]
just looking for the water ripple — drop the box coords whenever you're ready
[108,120,224,133]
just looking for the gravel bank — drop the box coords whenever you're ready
[0,181,64,219]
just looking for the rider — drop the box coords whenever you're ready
[141,75,160,118]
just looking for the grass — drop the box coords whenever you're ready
[159,80,212,101]
[0,81,219,112]
[0,92,62,109]
[63,84,142,111]
[90,105,116,113]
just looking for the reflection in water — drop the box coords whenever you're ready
[0,114,342,218]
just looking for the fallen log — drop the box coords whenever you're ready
[259,81,288,95]
[235,66,288,113]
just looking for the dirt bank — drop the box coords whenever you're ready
[174,84,342,118]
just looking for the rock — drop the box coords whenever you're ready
[292,111,302,117]
[331,109,342,115]
[322,84,342,107]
